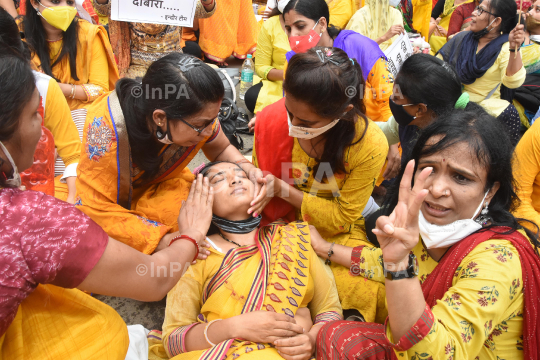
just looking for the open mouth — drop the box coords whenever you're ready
[424,201,450,217]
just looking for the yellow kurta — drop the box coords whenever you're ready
[34,73,81,176]
[356,236,525,359]
[254,16,290,113]
[148,222,342,360]
[0,284,129,360]
[437,43,526,117]
[76,92,221,254]
[29,20,119,110]
[253,119,390,323]
[513,119,540,230]
[326,0,357,29]
[345,3,404,51]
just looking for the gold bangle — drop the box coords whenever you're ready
[70,84,76,99]
[204,319,222,347]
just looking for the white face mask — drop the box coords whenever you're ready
[389,0,400,7]
[287,112,340,139]
[530,35,540,43]
[0,141,22,188]
[419,190,490,249]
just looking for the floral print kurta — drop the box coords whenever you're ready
[352,237,525,359]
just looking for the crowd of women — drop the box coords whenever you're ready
[2,0,540,358]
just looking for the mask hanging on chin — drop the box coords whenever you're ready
[288,20,322,53]
[0,141,22,188]
[35,1,77,32]
[472,18,497,41]
[287,112,340,139]
[419,190,490,249]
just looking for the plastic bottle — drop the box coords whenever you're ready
[239,54,254,100]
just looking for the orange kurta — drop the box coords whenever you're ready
[75,91,221,254]
[198,0,258,62]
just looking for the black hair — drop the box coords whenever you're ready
[0,7,32,61]
[488,0,518,34]
[395,54,478,116]
[198,161,247,178]
[116,53,224,180]
[283,0,341,38]
[387,106,540,253]
[22,0,80,81]
[283,46,368,180]
[0,55,36,186]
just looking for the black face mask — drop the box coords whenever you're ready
[472,19,496,41]
[212,214,262,234]
[389,98,416,127]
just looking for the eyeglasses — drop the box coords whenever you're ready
[178,117,215,135]
[474,6,498,17]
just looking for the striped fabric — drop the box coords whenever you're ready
[55,109,86,177]
[314,311,343,325]
[199,224,279,360]
[387,304,434,351]
[165,324,198,356]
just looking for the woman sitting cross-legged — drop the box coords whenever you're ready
[315,107,540,360]
[148,161,343,360]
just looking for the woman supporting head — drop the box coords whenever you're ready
[76,52,267,255]
[253,47,389,323]
[0,53,218,359]
[148,160,342,360]
[281,0,393,123]
[438,0,525,145]
[317,106,540,360]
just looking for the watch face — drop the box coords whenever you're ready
[412,255,420,276]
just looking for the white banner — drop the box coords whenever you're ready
[111,0,198,27]
[383,33,414,78]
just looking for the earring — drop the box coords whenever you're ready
[481,202,489,215]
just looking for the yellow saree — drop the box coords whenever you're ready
[148,221,342,360]
[76,91,221,254]
[0,284,129,360]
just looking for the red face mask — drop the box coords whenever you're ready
[288,20,321,53]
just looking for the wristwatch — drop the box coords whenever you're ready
[384,253,419,281]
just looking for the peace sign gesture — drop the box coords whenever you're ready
[372,160,432,266]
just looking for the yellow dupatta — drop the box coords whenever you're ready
[149,221,342,360]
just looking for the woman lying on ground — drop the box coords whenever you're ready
[148,161,342,360]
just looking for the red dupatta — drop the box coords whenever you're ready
[421,227,540,359]
[254,98,296,226]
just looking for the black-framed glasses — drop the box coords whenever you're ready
[179,117,215,135]
[474,5,498,17]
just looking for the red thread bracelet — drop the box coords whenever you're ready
[169,235,200,262]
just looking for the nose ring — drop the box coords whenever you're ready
[444,190,449,196]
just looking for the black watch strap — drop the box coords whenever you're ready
[384,253,419,281]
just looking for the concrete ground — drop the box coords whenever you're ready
[95,56,255,331]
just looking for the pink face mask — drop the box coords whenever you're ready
[288,20,321,53]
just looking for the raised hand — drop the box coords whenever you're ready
[177,174,214,244]
[373,160,432,266]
